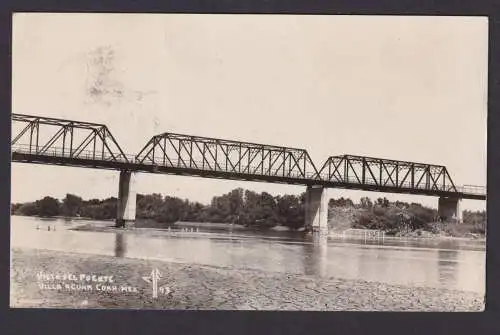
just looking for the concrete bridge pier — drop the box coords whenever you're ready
[305,185,329,234]
[438,196,463,223]
[116,170,137,228]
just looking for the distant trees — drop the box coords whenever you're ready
[240,191,277,227]
[36,196,61,217]
[17,202,39,216]
[463,210,486,227]
[208,188,245,223]
[11,189,486,235]
[376,197,390,208]
[61,194,83,217]
[275,194,305,230]
[329,197,354,207]
[349,200,438,233]
[359,197,373,209]
[11,203,22,213]
[406,203,437,230]
[79,197,117,220]
[462,210,486,235]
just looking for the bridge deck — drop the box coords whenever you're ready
[12,149,486,200]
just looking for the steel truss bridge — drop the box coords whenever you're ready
[11,114,486,200]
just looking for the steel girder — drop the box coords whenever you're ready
[318,155,458,193]
[11,114,129,163]
[135,132,320,180]
[10,114,486,199]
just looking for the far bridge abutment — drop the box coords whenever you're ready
[438,196,463,223]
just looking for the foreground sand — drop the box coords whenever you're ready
[10,248,484,311]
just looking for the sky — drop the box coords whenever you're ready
[11,14,488,211]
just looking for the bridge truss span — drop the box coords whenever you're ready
[11,114,130,166]
[10,114,486,200]
[317,154,463,196]
[135,132,321,183]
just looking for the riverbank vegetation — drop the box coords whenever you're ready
[11,188,486,237]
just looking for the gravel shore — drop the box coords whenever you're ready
[10,248,484,311]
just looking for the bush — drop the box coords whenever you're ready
[35,196,60,217]
[17,202,39,216]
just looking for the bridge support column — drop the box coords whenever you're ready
[305,186,329,234]
[116,170,137,228]
[438,196,463,223]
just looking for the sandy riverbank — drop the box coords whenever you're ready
[10,248,484,311]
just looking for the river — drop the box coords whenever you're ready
[10,215,486,294]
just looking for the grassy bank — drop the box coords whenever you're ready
[328,206,486,239]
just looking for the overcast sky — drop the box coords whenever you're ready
[11,14,488,210]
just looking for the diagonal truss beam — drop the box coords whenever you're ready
[12,114,483,198]
[11,113,129,163]
[135,132,321,180]
[318,154,458,193]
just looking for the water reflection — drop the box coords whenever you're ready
[303,234,328,277]
[437,249,458,288]
[10,216,486,293]
[114,233,127,258]
[355,245,390,282]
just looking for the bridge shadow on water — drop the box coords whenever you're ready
[437,249,458,288]
[114,232,127,258]
[302,234,329,277]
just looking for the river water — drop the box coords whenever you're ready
[10,215,486,294]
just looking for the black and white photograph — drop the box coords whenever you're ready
[10,13,487,311]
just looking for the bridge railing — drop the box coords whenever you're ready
[11,144,135,163]
[11,144,320,179]
[317,173,458,192]
[136,156,320,180]
[456,185,486,195]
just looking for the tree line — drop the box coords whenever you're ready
[10,189,306,230]
[11,188,486,235]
